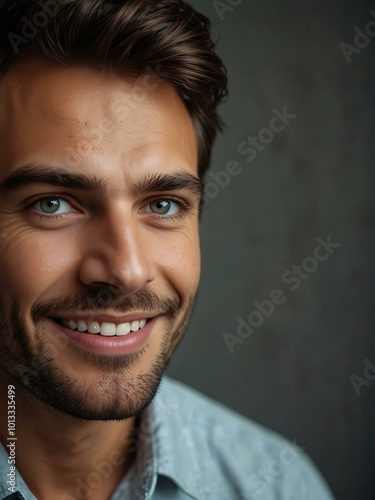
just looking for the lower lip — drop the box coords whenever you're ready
[49,317,156,355]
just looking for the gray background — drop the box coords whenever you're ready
[166,1,375,499]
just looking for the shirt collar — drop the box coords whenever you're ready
[114,376,206,499]
[152,377,206,498]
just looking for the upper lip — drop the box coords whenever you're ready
[52,312,157,325]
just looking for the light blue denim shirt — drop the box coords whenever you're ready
[0,376,334,499]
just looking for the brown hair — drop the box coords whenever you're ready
[0,0,228,178]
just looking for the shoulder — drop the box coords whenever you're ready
[154,376,335,500]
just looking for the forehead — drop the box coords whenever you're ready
[0,60,198,182]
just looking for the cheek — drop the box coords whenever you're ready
[0,230,75,308]
[155,230,201,296]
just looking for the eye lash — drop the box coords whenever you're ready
[144,195,194,220]
[161,195,191,211]
[25,211,66,220]
[25,193,74,207]
[24,193,77,220]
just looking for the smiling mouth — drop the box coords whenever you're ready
[53,318,149,337]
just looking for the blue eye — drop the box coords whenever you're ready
[147,199,180,216]
[33,197,74,215]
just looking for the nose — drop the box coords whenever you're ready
[78,209,155,296]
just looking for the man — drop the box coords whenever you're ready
[0,1,334,499]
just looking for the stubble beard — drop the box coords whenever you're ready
[0,286,197,421]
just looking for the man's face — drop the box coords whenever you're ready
[0,61,201,420]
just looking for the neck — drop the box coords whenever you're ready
[0,373,138,500]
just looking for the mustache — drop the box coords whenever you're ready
[31,287,180,323]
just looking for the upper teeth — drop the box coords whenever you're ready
[61,319,147,336]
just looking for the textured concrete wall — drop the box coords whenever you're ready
[166,1,375,499]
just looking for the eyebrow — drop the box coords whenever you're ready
[0,164,108,195]
[132,172,203,199]
[0,163,204,200]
